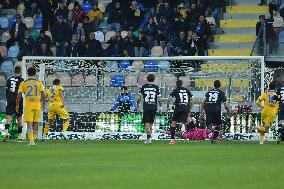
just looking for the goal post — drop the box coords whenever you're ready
[21,55,269,141]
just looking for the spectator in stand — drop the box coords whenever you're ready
[157,1,175,24]
[0,0,18,9]
[126,1,144,30]
[117,0,131,13]
[194,15,210,55]
[6,14,27,49]
[87,2,104,31]
[123,30,137,57]
[82,16,95,41]
[135,31,148,57]
[72,1,85,26]
[54,0,69,21]
[157,17,170,45]
[34,42,53,56]
[85,32,102,57]
[169,31,190,56]
[107,31,125,57]
[69,34,85,57]
[268,0,278,19]
[204,0,225,23]
[36,29,52,49]
[38,0,58,31]
[256,15,275,54]
[75,22,86,42]
[187,3,201,30]
[143,17,157,49]
[141,0,157,16]
[108,1,125,31]
[23,0,39,17]
[18,30,34,60]
[258,0,267,6]
[67,11,76,31]
[172,14,188,40]
[188,30,204,56]
[53,15,72,57]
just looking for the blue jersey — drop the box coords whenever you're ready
[111,93,136,113]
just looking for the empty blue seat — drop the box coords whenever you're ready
[158,60,170,70]
[279,31,284,43]
[0,17,9,28]
[1,60,14,72]
[9,16,16,27]
[8,45,19,58]
[111,75,125,87]
[144,60,158,69]
[82,1,92,13]
[34,16,43,29]
[119,60,131,69]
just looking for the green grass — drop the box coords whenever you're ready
[1,140,284,189]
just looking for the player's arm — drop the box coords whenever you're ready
[16,92,22,113]
[189,96,194,115]
[224,102,231,116]
[59,89,65,107]
[256,93,265,109]
[158,95,162,113]
[41,91,46,110]
[136,94,142,112]
[129,94,136,111]
[200,99,206,115]
[111,95,121,111]
[166,96,171,112]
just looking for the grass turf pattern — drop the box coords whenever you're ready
[1,140,284,189]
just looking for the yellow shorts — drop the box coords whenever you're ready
[24,109,41,123]
[261,108,277,126]
[48,104,70,120]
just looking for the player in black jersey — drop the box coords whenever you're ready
[200,80,231,143]
[167,80,193,144]
[137,74,162,144]
[4,66,24,142]
[277,81,284,143]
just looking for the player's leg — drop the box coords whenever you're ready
[32,122,39,145]
[3,115,12,142]
[26,122,35,146]
[144,122,152,144]
[169,120,177,144]
[44,119,53,138]
[16,116,23,140]
[59,107,70,139]
[32,109,41,142]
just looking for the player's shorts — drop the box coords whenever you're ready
[48,104,70,120]
[142,108,157,124]
[172,108,189,123]
[205,109,222,126]
[261,108,278,126]
[6,101,23,117]
[24,109,41,123]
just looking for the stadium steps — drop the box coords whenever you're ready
[209,0,267,55]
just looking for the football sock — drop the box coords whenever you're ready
[18,127,22,134]
[259,132,265,142]
[170,127,175,139]
[27,129,34,142]
[147,135,151,139]
[33,131,37,140]
[257,126,266,133]
[4,124,9,135]
[213,126,220,140]
[62,121,70,132]
[44,124,50,136]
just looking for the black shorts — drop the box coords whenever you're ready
[205,109,221,126]
[172,108,189,123]
[142,108,157,124]
[6,101,23,117]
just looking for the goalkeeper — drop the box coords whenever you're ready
[110,86,136,114]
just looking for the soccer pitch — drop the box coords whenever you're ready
[1,141,284,189]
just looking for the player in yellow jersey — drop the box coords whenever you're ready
[256,82,279,144]
[16,67,46,146]
[44,79,70,139]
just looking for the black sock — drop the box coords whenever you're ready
[213,126,220,140]
[147,135,151,139]
[18,127,22,134]
[170,127,175,139]
[5,124,10,130]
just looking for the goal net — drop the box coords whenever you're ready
[20,56,273,141]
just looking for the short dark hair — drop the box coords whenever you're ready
[14,66,21,74]
[27,67,37,76]
[53,79,60,85]
[269,82,275,90]
[176,80,183,88]
[147,74,155,82]
[214,80,221,88]
[121,85,128,91]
